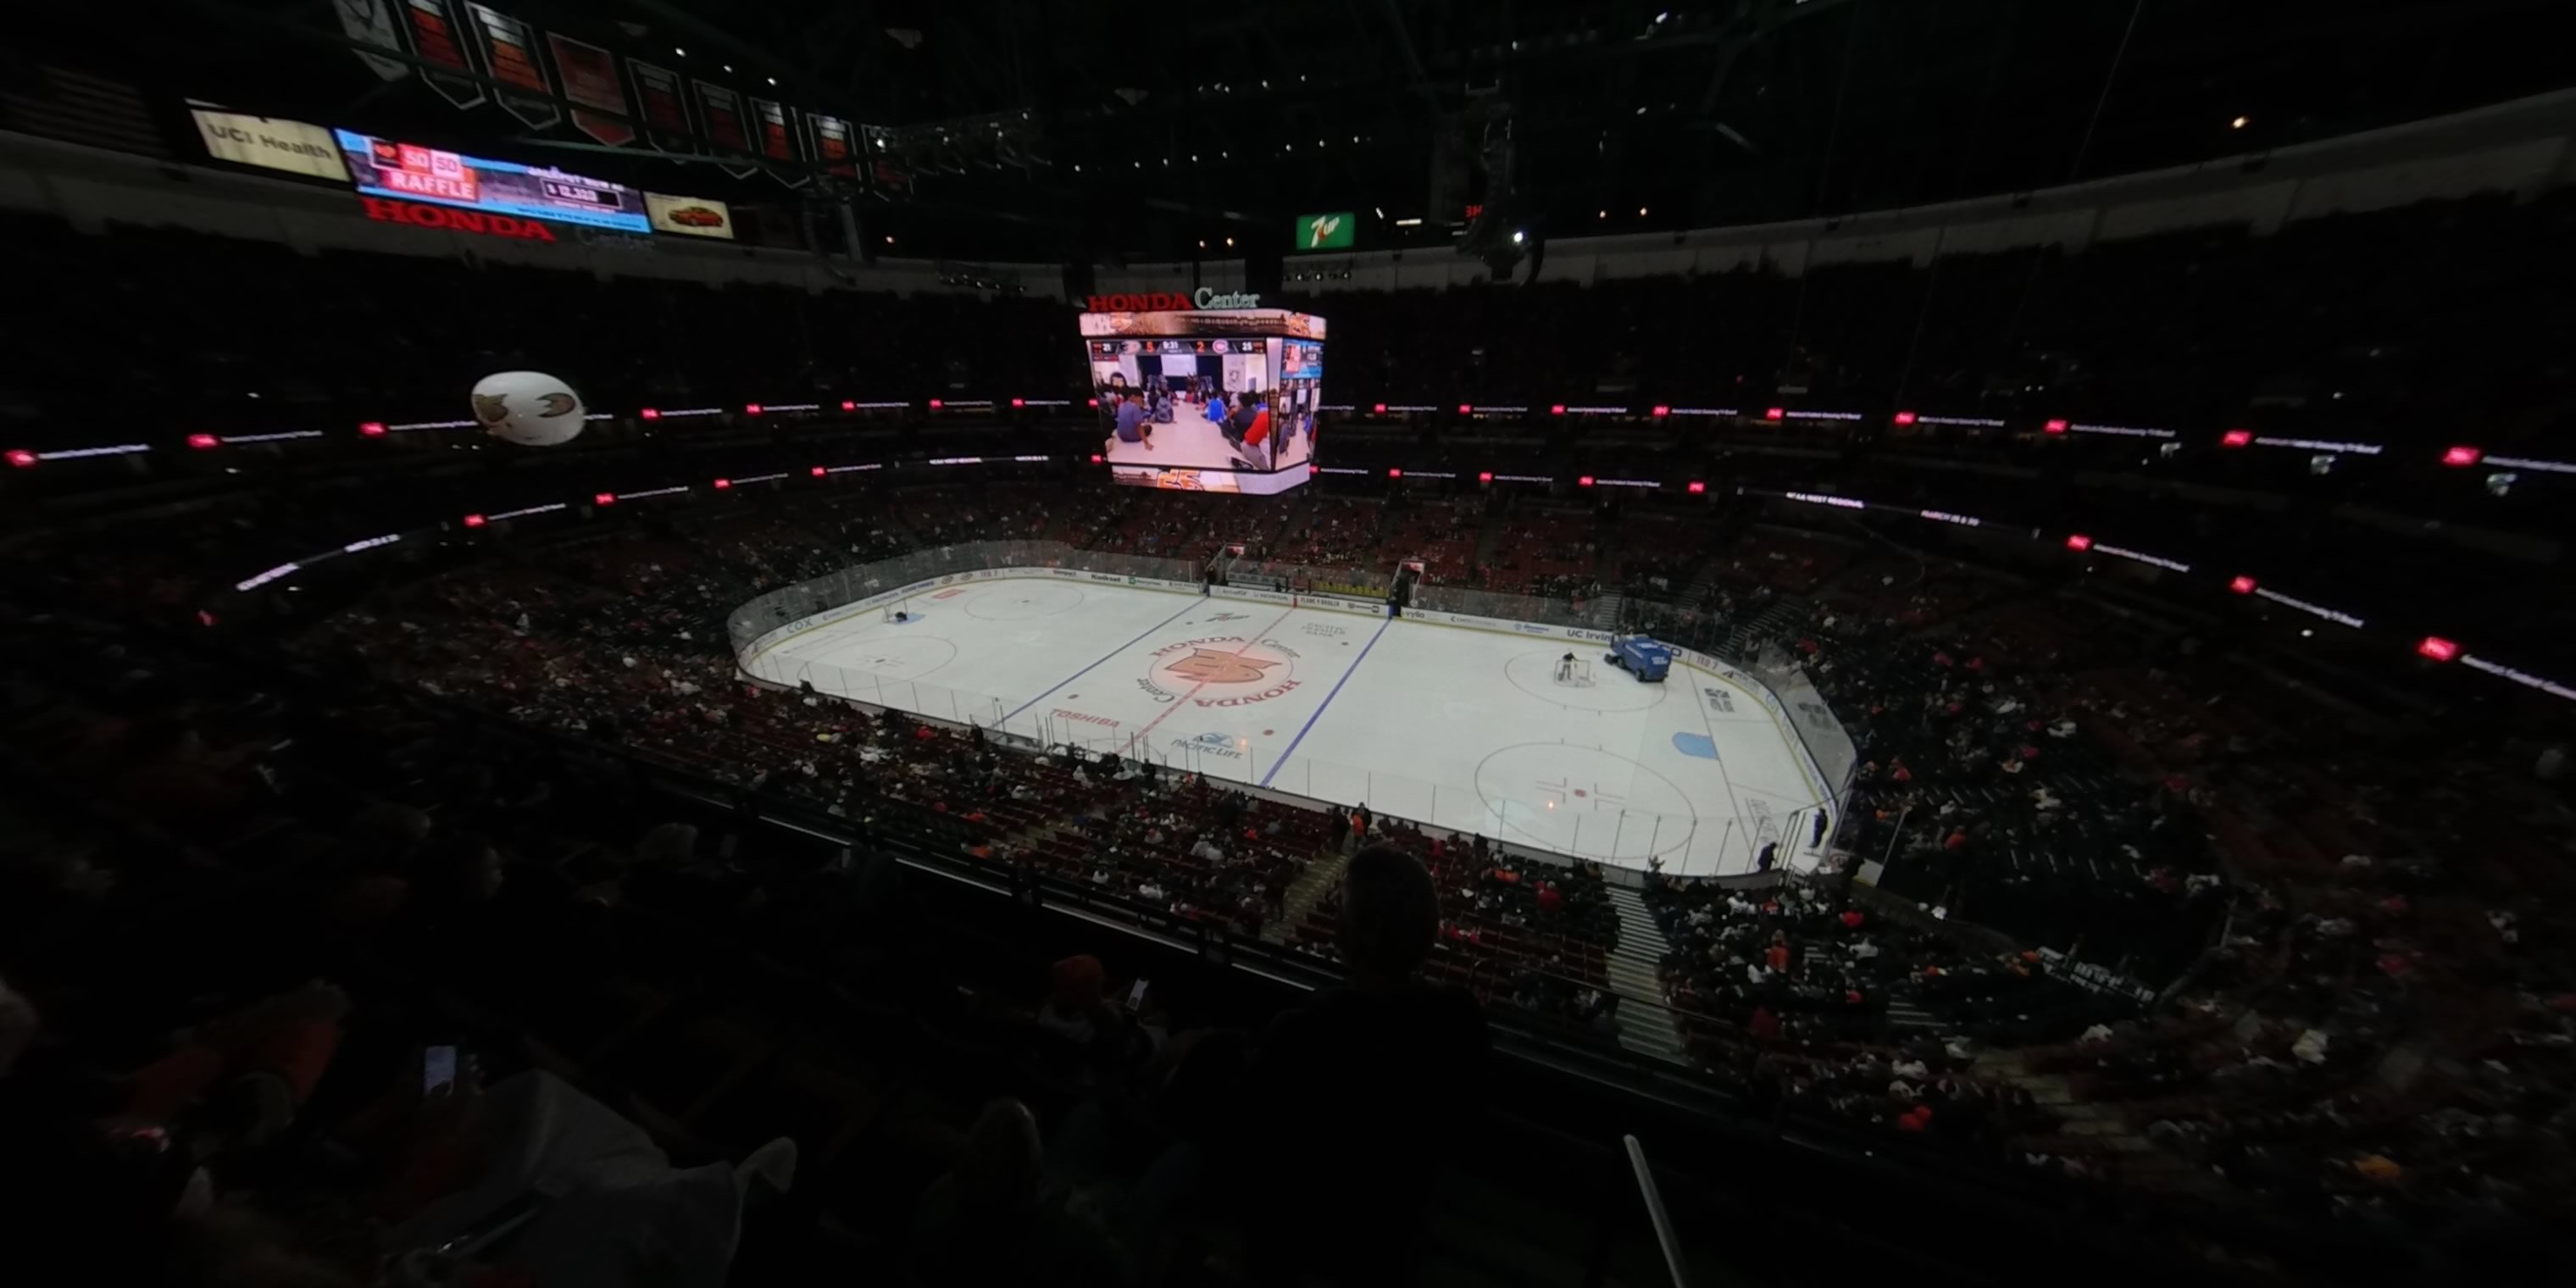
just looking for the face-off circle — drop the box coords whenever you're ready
[802,635,959,685]
[1472,742,1699,861]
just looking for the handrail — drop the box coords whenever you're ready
[1624,1135,1692,1288]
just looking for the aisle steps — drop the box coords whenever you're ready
[1602,885,1688,1063]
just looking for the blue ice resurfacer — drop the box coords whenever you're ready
[1605,633,1674,682]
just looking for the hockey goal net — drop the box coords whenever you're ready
[1553,657,1595,686]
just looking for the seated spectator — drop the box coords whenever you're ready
[910,1097,1130,1287]
[1237,845,1490,1281]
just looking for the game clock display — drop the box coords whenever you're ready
[1078,308,1327,496]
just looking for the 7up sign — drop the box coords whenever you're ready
[1294,211,1353,252]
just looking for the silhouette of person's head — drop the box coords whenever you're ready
[1339,845,1438,987]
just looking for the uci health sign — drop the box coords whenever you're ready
[189,107,349,182]
[1293,211,1354,252]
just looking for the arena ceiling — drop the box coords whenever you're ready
[46,0,2576,263]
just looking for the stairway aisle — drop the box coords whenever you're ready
[1592,591,1627,632]
[1264,848,1350,943]
[1602,885,1688,1063]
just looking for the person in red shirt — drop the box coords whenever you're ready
[1242,397,1274,468]
[1535,882,1563,916]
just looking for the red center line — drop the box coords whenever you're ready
[1118,602,1304,761]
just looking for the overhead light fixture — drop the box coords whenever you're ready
[1657,9,1670,21]
[1638,206,1649,216]
[723,64,733,73]
[2230,115,2249,129]
[1225,236,1235,247]
[1511,230,1525,244]
[1374,206,1384,219]
[1395,217,1423,227]
[768,76,778,86]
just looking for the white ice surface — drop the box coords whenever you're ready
[744,577,1829,876]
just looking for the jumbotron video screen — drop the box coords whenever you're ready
[1079,303,1324,495]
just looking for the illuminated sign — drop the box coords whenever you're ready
[363,197,558,241]
[2065,422,2179,440]
[236,563,301,591]
[2241,434,2384,456]
[2090,542,2191,573]
[2252,587,2364,629]
[337,129,651,233]
[1785,491,1867,510]
[1082,288,1263,311]
[2461,654,2576,702]
[1293,211,1354,251]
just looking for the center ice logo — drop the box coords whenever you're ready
[1165,649,1281,685]
[1141,636,1302,707]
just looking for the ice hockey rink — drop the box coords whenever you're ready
[741,576,1834,878]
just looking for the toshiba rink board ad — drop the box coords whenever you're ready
[1080,294,1324,496]
[334,129,652,234]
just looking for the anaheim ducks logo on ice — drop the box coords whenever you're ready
[1136,635,1304,707]
[1164,649,1281,685]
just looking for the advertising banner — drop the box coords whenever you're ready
[464,3,558,130]
[693,80,757,177]
[627,59,692,153]
[334,0,410,81]
[190,107,350,181]
[645,192,734,240]
[401,0,484,109]
[1292,211,1354,251]
[545,33,633,146]
[337,129,651,233]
